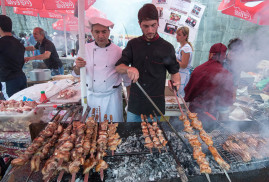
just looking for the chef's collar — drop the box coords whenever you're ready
[142,33,160,42]
[95,39,111,47]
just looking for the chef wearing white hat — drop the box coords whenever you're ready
[73,16,130,122]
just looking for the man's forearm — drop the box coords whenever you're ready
[25,46,35,51]
[115,64,129,74]
[30,54,49,61]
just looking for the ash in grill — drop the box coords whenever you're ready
[106,153,178,182]
[116,134,144,153]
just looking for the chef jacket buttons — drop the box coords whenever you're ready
[147,43,150,45]
[94,64,96,66]
[104,80,106,82]
[94,80,95,82]
[106,65,108,67]
[86,84,88,87]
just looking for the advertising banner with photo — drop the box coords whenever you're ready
[152,0,206,42]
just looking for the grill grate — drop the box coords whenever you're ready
[210,129,269,169]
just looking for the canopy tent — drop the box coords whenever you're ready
[52,6,105,32]
[0,0,95,11]
[13,7,67,19]
[52,15,90,32]
[218,0,269,25]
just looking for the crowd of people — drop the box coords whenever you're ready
[0,3,252,122]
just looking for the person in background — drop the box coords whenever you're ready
[110,35,114,43]
[86,34,94,43]
[75,34,79,55]
[25,33,32,57]
[72,17,131,122]
[24,27,64,76]
[11,31,19,39]
[223,38,243,101]
[117,35,123,47]
[184,43,234,121]
[115,3,180,122]
[175,26,193,97]
[0,15,27,100]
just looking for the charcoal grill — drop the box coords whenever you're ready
[3,118,269,182]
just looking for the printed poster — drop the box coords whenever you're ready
[153,0,206,43]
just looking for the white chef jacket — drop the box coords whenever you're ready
[72,41,130,122]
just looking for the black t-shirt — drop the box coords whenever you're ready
[115,35,179,116]
[0,36,25,82]
[35,38,62,69]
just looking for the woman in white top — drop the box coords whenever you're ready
[175,26,193,97]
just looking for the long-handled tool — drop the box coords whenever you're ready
[135,82,185,142]
[135,82,188,182]
[168,80,185,116]
[156,115,188,182]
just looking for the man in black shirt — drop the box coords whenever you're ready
[25,27,63,76]
[115,4,180,122]
[0,15,27,99]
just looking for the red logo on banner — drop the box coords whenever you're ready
[234,6,251,20]
[55,0,74,9]
[6,0,33,6]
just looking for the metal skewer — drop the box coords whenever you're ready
[224,169,232,182]
[169,80,185,115]
[205,173,211,182]
[177,91,190,113]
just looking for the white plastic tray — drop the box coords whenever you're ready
[0,107,44,132]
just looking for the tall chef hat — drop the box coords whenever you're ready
[88,16,114,29]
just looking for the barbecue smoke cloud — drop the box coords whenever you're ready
[229,26,269,77]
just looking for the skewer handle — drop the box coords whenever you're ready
[91,108,96,116]
[100,168,104,181]
[149,114,154,122]
[57,170,65,182]
[110,115,113,123]
[144,115,149,123]
[140,114,144,122]
[84,172,89,182]
[205,173,211,182]
[71,172,76,182]
[104,114,107,121]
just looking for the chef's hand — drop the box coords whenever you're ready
[75,57,86,68]
[24,57,32,63]
[127,67,139,83]
[168,80,180,92]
